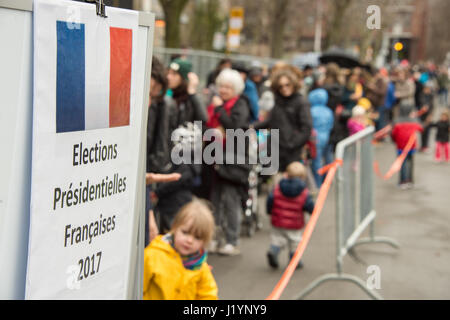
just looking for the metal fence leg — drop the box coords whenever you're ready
[293,273,383,300]
[352,236,400,250]
[352,221,400,250]
[292,273,340,300]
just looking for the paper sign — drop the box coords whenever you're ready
[26,0,140,299]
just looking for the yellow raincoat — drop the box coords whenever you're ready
[143,235,218,300]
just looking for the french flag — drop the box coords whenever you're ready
[56,20,132,133]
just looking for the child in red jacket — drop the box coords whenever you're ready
[266,162,315,269]
[391,104,423,189]
[430,110,450,162]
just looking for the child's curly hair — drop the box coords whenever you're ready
[271,68,302,93]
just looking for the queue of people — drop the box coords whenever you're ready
[143,54,450,300]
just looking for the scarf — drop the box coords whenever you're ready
[163,233,207,271]
[206,96,239,129]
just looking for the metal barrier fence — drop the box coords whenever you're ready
[293,126,400,300]
[153,47,281,88]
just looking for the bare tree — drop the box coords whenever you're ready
[239,0,271,56]
[269,0,291,58]
[323,0,355,49]
[426,0,450,63]
[159,0,190,48]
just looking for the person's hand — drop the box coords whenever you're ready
[187,72,199,95]
[350,93,360,100]
[212,95,223,108]
[146,172,181,184]
[369,112,379,120]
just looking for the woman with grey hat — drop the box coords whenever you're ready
[394,68,416,118]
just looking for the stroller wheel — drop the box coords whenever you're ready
[241,208,255,237]
[244,219,256,237]
[246,224,255,237]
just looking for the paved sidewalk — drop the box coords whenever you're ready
[208,128,450,300]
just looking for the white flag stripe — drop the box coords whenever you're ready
[85,20,110,130]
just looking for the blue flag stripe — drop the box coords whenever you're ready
[56,21,85,133]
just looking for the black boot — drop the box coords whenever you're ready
[289,252,303,269]
[267,246,280,269]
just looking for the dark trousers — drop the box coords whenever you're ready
[399,152,414,184]
[375,106,388,131]
[421,124,431,149]
[210,180,243,246]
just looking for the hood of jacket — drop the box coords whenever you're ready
[150,234,175,254]
[279,177,307,198]
[143,235,218,300]
[308,88,329,107]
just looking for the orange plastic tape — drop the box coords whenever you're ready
[373,161,383,178]
[266,160,341,300]
[373,124,392,141]
[374,133,416,180]
[317,158,343,176]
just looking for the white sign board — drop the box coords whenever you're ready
[0,2,33,299]
[26,0,142,299]
[229,17,243,30]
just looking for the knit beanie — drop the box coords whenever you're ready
[352,105,366,117]
[398,104,413,118]
[396,103,418,123]
[169,58,192,80]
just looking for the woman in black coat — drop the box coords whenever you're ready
[166,58,208,132]
[320,63,346,153]
[146,57,175,245]
[254,69,312,172]
[206,68,252,256]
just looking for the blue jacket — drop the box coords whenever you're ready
[308,89,334,146]
[267,178,315,214]
[244,79,260,122]
[384,81,396,109]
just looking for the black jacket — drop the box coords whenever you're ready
[213,95,252,187]
[254,92,312,170]
[169,93,208,134]
[147,96,176,173]
[155,162,201,232]
[322,83,344,111]
[431,120,450,143]
[321,83,348,148]
[214,95,252,129]
[419,92,434,121]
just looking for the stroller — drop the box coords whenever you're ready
[241,129,264,237]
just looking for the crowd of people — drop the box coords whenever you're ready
[143,54,450,299]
